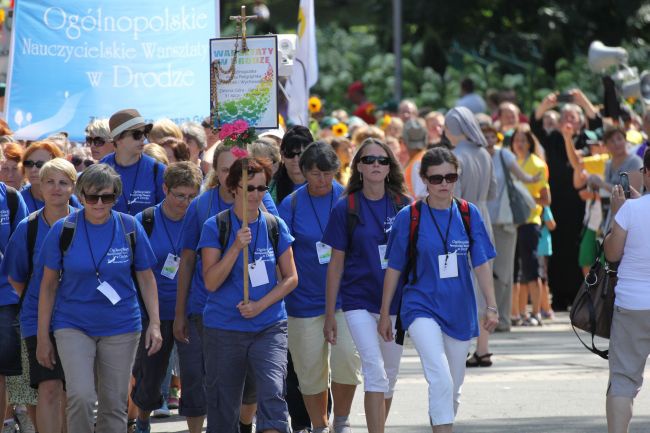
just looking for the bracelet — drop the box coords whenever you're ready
[486,306,498,314]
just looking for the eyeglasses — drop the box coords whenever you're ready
[83,192,116,204]
[123,129,147,141]
[23,160,47,169]
[71,157,95,168]
[360,155,390,166]
[201,120,213,129]
[238,185,269,193]
[85,136,106,147]
[426,173,459,185]
[282,149,302,159]
[170,190,198,203]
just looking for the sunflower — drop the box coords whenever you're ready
[308,96,322,113]
[332,122,348,138]
[378,114,392,130]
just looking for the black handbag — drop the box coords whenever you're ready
[570,245,617,360]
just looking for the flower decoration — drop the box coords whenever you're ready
[218,119,258,148]
[332,122,348,138]
[231,146,249,159]
[308,96,322,113]
[378,114,392,130]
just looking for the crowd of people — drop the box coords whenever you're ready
[0,77,647,433]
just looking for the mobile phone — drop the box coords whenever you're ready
[557,92,574,103]
[620,172,630,198]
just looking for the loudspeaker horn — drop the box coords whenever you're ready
[588,40,628,73]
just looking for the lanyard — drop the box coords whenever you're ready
[159,203,182,256]
[307,188,334,234]
[81,211,117,283]
[427,198,453,257]
[364,193,390,242]
[233,210,261,260]
[120,157,142,213]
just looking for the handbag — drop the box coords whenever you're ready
[499,151,535,226]
[569,242,617,360]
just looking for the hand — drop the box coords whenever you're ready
[36,335,56,370]
[569,88,589,108]
[483,309,499,333]
[587,174,604,189]
[541,92,558,110]
[377,313,394,342]
[526,172,542,184]
[234,227,252,250]
[173,315,190,344]
[323,314,337,345]
[237,300,263,319]
[611,185,626,216]
[561,123,574,138]
[145,322,163,356]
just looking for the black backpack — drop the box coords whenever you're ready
[216,209,280,259]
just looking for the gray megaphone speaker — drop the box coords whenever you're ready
[588,41,628,73]
[640,71,650,105]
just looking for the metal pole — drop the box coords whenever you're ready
[393,0,402,102]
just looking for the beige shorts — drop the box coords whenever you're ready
[608,305,650,398]
[288,311,362,395]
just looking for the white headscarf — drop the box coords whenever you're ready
[445,106,488,147]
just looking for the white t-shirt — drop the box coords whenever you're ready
[613,195,650,309]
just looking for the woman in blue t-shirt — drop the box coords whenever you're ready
[322,138,410,433]
[4,158,77,433]
[199,156,297,433]
[379,147,498,431]
[278,142,361,433]
[36,163,162,433]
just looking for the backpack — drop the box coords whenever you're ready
[6,186,18,233]
[15,210,41,311]
[216,209,280,259]
[345,190,412,245]
[140,206,156,237]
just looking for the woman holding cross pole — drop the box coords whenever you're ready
[200,155,298,433]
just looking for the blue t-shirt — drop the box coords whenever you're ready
[180,186,278,315]
[41,210,157,336]
[20,184,82,213]
[321,192,402,314]
[197,210,294,332]
[100,153,165,215]
[135,203,184,321]
[2,207,75,337]
[279,183,344,317]
[538,206,554,257]
[0,183,29,306]
[386,201,497,341]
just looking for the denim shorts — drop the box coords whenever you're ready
[0,305,21,376]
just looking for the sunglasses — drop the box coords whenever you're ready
[201,120,212,129]
[71,157,95,168]
[83,192,116,204]
[426,173,459,185]
[23,160,47,169]
[239,185,269,193]
[123,129,147,141]
[282,149,302,159]
[85,136,106,147]
[360,155,391,166]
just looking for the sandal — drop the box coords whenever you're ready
[465,351,493,367]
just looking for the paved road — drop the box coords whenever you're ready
[151,313,650,432]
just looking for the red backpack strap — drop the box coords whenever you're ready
[346,192,360,247]
[454,197,472,247]
[405,200,422,284]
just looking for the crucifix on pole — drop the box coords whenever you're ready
[229,5,257,52]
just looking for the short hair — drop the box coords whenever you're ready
[299,141,340,173]
[181,121,207,150]
[163,161,203,190]
[603,126,626,144]
[424,111,444,122]
[351,125,385,146]
[22,141,64,174]
[76,163,123,197]
[420,147,459,178]
[160,137,190,162]
[143,143,169,165]
[2,143,23,164]
[85,118,112,141]
[461,78,475,93]
[248,139,281,166]
[560,103,585,125]
[148,118,183,144]
[39,157,77,184]
[225,157,272,192]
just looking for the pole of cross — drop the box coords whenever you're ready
[241,158,249,304]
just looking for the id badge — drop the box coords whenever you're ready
[249,259,270,287]
[97,281,122,305]
[438,252,459,279]
[161,253,180,280]
[378,244,388,270]
[316,241,332,264]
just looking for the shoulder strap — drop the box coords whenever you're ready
[404,200,422,285]
[346,192,360,246]
[19,210,41,310]
[141,206,156,237]
[262,211,280,259]
[289,190,298,232]
[217,209,232,250]
[454,197,472,247]
[153,162,160,199]
[59,211,79,256]
[389,191,412,211]
[6,186,18,232]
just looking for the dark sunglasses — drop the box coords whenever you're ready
[23,160,47,169]
[201,120,212,129]
[426,173,459,185]
[71,157,95,168]
[360,155,391,166]
[85,136,106,147]
[239,185,269,193]
[83,192,116,204]
[122,129,147,141]
[282,149,302,159]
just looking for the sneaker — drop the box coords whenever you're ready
[334,423,352,433]
[541,309,555,320]
[167,387,180,409]
[152,400,171,418]
[14,411,36,433]
[134,422,151,433]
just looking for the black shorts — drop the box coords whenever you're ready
[0,305,22,376]
[24,334,65,389]
[515,223,541,283]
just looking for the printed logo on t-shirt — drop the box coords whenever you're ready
[450,239,470,255]
[0,209,8,226]
[255,247,275,262]
[106,247,130,264]
[384,216,396,234]
[128,190,153,205]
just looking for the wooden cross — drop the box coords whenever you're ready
[230,5,257,52]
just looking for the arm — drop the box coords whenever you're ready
[202,227,251,292]
[173,248,195,343]
[8,278,25,297]
[474,262,498,332]
[378,267,402,342]
[561,124,583,171]
[570,88,598,120]
[537,186,551,206]
[545,218,557,231]
[323,248,345,344]
[534,92,557,121]
[509,161,538,183]
[604,185,628,262]
[135,269,163,356]
[36,267,60,370]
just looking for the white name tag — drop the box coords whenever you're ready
[316,241,332,264]
[161,253,180,280]
[438,252,459,279]
[97,281,122,305]
[378,244,388,270]
[248,258,270,287]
